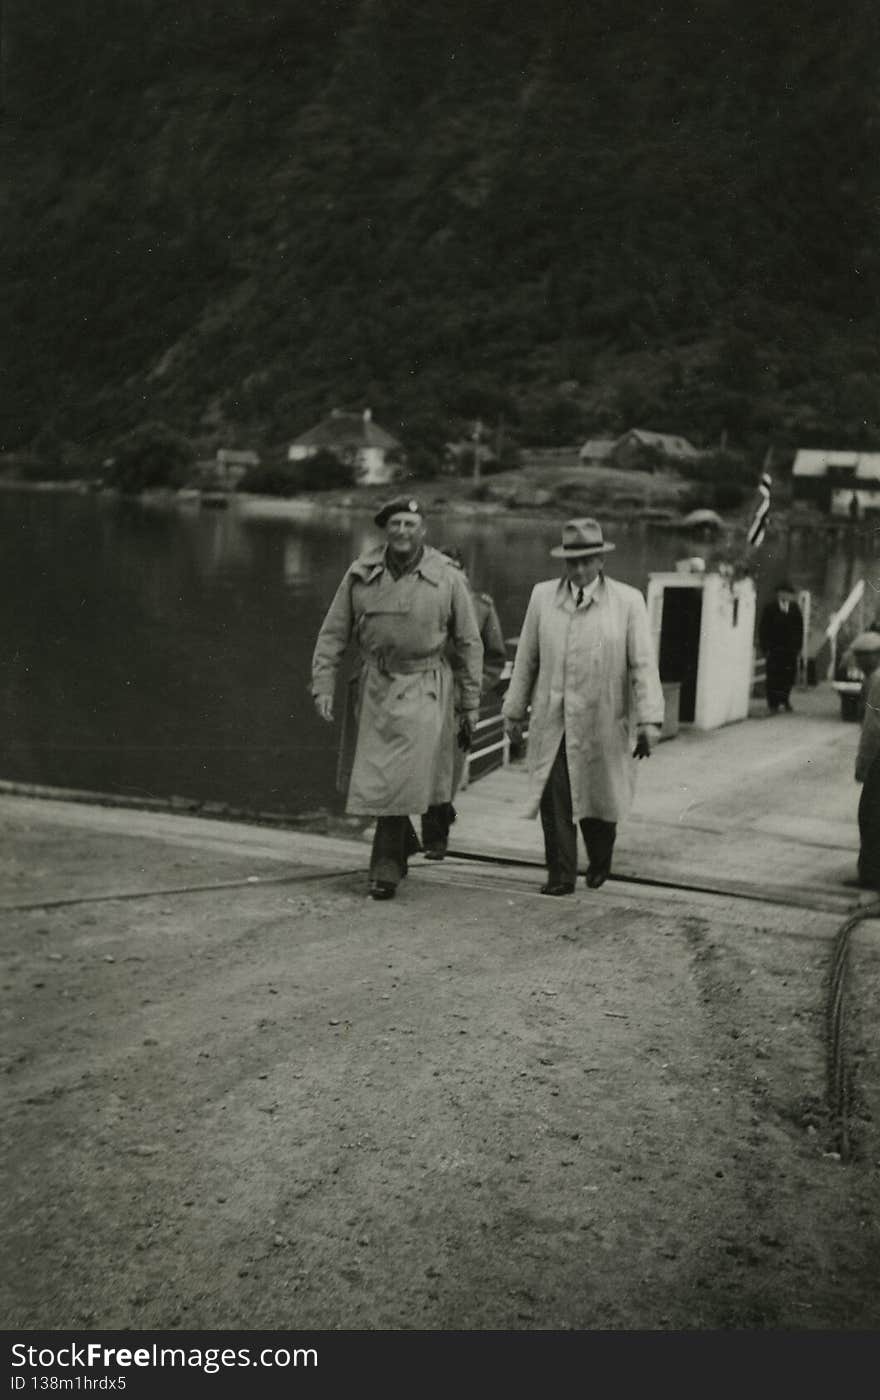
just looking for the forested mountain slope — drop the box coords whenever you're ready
[3,0,879,460]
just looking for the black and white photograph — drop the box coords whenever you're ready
[2,0,880,1365]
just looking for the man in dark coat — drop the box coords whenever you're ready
[758,580,804,714]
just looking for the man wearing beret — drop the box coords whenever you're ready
[311,497,483,899]
[502,517,664,896]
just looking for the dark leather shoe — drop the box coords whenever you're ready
[368,880,396,900]
[423,846,446,861]
[540,881,575,896]
[586,867,610,889]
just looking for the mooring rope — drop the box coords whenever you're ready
[827,898,880,1161]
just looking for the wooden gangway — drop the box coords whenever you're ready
[453,680,861,913]
[462,653,768,789]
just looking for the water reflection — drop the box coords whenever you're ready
[1,489,876,815]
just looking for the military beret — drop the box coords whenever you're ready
[374,496,424,528]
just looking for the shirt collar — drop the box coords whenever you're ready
[385,544,425,579]
[569,575,601,606]
[349,543,447,586]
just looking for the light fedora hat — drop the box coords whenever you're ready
[550,517,616,558]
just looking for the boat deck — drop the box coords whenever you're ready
[451,681,862,913]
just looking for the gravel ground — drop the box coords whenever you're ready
[3,799,880,1332]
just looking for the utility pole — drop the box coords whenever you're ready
[472,419,483,487]
[495,414,505,463]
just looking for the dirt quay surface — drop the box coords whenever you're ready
[2,796,880,1330]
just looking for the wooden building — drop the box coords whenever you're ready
[288,409,403,486]
[791,450,880,517]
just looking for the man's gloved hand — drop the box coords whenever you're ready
[314,694,334,723]
[457,715,474,752]
[633,729,654,759]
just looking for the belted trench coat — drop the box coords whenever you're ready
[311,545,483,816]
[501,574,664,822]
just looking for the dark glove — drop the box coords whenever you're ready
[504,717,523,742]
[633,731,653,760]
[457,715,473,752]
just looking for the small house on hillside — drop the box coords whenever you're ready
[578,438,616,466]
[610,429,701,472]
[288,408,403,485]
[792,449,880,518]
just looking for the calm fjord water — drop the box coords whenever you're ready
[0,489,868,815]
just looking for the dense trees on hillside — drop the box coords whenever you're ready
[3,0,879,461]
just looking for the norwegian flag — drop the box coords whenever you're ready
[747,471,772,548]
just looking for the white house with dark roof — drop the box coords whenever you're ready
[792,449,880,517]
[287,408,404,485]
[610,428,701,471]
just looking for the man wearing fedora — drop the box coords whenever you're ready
[758,579,804,714]
[311,496,483,899]
[502,518,664,895]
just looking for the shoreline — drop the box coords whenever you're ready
[0,471,825,532]
[0,775,366,841]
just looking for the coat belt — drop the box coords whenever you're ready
[364,652,444,677]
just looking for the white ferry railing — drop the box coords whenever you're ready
[459,702,528,790]
[459,653,529,789]
[467,650,768,787]
[820,578,866,680]
[751,654,766,695]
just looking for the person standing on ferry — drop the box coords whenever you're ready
[758,580,804,714]
[420,545,507,860]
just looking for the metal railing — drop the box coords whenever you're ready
[459,702,527,789]
[461,644,786,789]
[751,654,767,695]
[815,579,867,680]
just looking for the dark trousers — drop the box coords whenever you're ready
[420,802,456,853]
[540,738,616,886]
[421,742,465,853]
[766,649,797,709]
[370,816,421,886]
[858,757,880,889]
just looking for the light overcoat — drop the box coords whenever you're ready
[311,545,483,816]
[501,574,664,822]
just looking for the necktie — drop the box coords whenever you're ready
[576,587,584,607]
